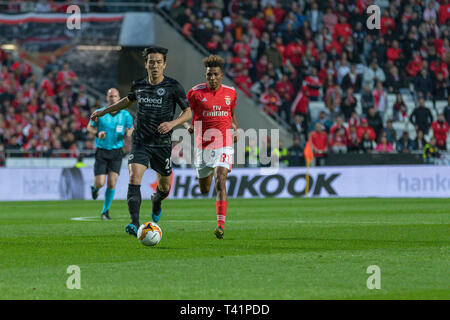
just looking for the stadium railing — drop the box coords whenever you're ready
[0,1,155,13]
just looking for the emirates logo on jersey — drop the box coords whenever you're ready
[202,105,229,117]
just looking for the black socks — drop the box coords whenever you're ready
[152,186,169,214]
[154,186,169,203]
[127,184,141,227]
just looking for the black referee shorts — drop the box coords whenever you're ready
[128,142,172,176]
[94,148,123,176]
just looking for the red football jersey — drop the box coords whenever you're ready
[187,83,237,149]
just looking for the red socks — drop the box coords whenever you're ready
[216,200,227,229]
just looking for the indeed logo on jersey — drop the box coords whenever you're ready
[138,96,163,105]
[202,105,229,117]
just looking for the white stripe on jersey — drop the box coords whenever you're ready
[192,84,206,91]
[222,84,235,91]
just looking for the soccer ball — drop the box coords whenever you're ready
[137,222,162,246]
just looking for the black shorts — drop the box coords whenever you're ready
[128,142,172,176]
[94,148,123,176]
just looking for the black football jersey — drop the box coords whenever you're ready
[127,76,189,146]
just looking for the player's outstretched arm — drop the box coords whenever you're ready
[158,107,192,135]
[90,97,133,122]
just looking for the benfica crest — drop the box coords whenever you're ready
[224,96,231,105]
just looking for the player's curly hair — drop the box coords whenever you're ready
[143,46,168,62]
[203,55,224,69]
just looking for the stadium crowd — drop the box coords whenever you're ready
[0,50,98,166]
[1,0,450,167]
[161,0,450,165]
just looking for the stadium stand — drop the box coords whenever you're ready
[0,0,449,167]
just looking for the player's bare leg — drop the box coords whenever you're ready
[198,174,214,196]
[151,172,171,222]
[214,166,228,239]
[91,174,105,200]
[100,171,118,220]
[126,163,147,235]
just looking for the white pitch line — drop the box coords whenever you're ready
[70,216,214,223]
[70,216,448,225]
[294,220,449,225]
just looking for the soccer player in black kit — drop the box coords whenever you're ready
[90,46,192,236]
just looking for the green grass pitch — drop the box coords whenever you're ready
[0,198,449,300]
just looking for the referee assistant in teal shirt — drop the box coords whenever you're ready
[87,88,134,220]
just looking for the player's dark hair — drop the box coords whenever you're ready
[203,55,224,70]
[143,46,168,62]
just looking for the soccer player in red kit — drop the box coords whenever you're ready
[185,55,240,239]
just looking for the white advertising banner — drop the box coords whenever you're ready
[0,165,448,201]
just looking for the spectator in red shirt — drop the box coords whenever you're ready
[255,54,269,80]
[326,37,342,56]
[432,114,449,150]
[303,67,322,101]
[304,40,319,61]
[41,96,60,115]
[380,10,395,36]
[10,54,32,82]
[26,97,39,114]
[356,118,376,141]
[56,63,77,93]
[181,14,196,38]
[430,56,449,79]
[347,111,361,128]
[273,1,286,25]
[275,36,287,64]
[259,86,282,118]
[285,38,303,68]
[438,0,450,25]
[333,15,352,42]
[309,122,329,166]
[232,48,253,71]
[39,71,56,98]
[330,116,348,137]
[250,11,265,37]
[222,31,234,49]
[330,128,347,154]
[386,40,402,63]
[275,74,294,103]
[347,125,360,152]
[233,35,251,58]
[406,51,423,77]
[290,86,309,117]
[235,69,253,98]
[372,81,387,113]
[206,34,221,54]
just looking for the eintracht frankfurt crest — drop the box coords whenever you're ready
[157,88,166,96]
